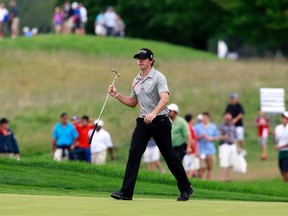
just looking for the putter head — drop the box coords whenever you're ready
[112,69,120,77]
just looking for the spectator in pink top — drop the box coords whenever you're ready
[53,7,63,34]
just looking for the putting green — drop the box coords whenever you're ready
[0,194,286,216]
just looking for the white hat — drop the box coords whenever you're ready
[94,119,104,127]
[71,2,78,9]
[282,111,288,118]
[167,103,179,113]
[197,114,203,121]
[72,115,80,121]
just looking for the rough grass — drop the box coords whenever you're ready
[0,158,287,202]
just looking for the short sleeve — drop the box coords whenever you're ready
[72,125,79,139]
[157,73,169,94]
[130,78,139,99]
[239,104,245,114]
[105,132,113,148]
[225,105,230,113]
[183,121,190,137]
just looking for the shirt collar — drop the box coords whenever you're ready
[136,67,155,80]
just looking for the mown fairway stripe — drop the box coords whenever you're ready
[0,194,286,216]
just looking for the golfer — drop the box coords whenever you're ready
[108,48,193,201]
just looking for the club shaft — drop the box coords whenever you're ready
[89,75,119,144]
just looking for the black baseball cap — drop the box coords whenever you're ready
[133,48,154,59]
[0,118,9,124]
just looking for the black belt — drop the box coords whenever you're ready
[138,114,168,119]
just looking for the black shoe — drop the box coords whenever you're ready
[111,191,132,200]
[177,186,194,201]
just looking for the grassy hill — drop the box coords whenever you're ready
[0,35,287,182]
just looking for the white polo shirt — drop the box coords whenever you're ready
[89,128,113,153]
[275,124,288,151]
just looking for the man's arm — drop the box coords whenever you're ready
[108,147,114,161]
[144,92,169,124]
[108,85,138,108]
[233,113,243,124]
[186,134,194,154]
[275,143,288,150]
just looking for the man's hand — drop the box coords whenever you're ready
[206,136,215,141]
[144,112,157,124]
[108,85,118,97]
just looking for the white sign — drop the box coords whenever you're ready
[260,88,285,113]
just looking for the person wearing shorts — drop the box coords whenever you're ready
[219,113,237,181]
[9,1,19,39]
[108,48,193,201]
[184,113,200,178]
[225,93,245,153]
[143,138,163,172]
[256,110,269,160]
[52,113,78,161]
[195,112,218,180]
[274,111,288,182]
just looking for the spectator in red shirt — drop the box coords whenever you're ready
[256,110,269,160]
[74,115,94,162]
[184,114,200,178]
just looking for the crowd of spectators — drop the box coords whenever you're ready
[94,6,125,37]
[1,93,287,182]
[52,1,87,35]
[51,113,114,165]
[161,93,247,182]
[0,1,19,40]
[52,2,125,37]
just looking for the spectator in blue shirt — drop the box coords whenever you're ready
[195,112,218,180]
[52,112,78,161]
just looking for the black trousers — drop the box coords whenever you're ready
[120,115,191,197]
[173,144,187,162]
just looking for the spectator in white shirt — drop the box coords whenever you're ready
[79,2,87,35]
[89,120,114,165]
[103,6,117,36]
[0,3,9,39]
[274,111,288,182]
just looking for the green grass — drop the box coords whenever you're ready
[0,35,287,182]
[0,34,217,60]
[0,158,287,202]
[1,195,287,216]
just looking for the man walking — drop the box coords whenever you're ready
[225,93,245,153]
[108,48,193,201]
[219,113,237,181]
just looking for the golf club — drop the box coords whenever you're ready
[89,69,120,144]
